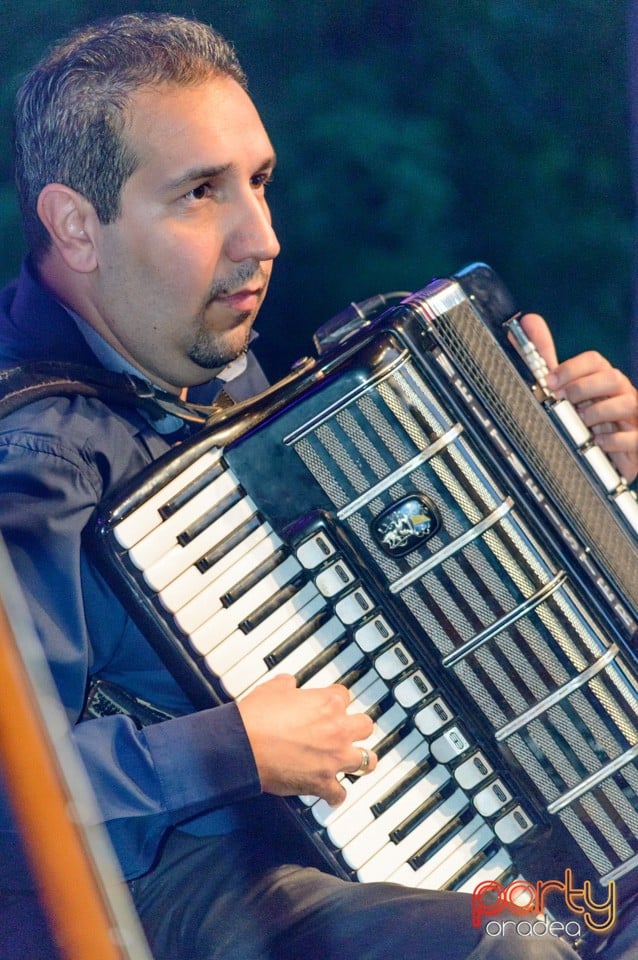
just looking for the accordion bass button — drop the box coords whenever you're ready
[453,751,494,791]
[582,444,622,492]
[374,643,414,680]
[296,533,337,569]
[614,488,638,532]
[493,806,534,844]
[354,615,395,652]
[414,697,453,736]
[472,779,512,817]
[393,670,433,709]
[430,725,471,764]
[550,398,592,447]
[334,588,374,625]
[315,561,356,597]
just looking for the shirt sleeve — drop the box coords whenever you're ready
[0,399,261,880]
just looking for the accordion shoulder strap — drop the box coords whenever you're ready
[0,360,217,426]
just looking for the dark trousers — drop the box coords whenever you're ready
[129,828,580,960]
[0,893,63,960]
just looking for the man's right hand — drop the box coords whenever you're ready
[237,673,377,806]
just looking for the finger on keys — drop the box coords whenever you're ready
[348,745,378,777]
[330,682,352,707]
[519,313,559,371]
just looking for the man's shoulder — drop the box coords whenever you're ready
[0,260,98,367]
[0,391,155,488]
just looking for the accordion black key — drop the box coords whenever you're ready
[89,262,638,953]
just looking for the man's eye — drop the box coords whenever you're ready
[251,172,274,190]
[185,182,212,201]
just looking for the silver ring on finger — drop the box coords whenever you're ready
[352,747,370,776]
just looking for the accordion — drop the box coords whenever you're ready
[90,263,638,953]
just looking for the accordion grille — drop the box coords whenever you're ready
[292,353,638,881]
[426,300,638,605]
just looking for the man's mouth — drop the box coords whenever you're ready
[211,279,265,313]
[216,286,262,311]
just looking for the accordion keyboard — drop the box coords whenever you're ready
[112,445,531,893]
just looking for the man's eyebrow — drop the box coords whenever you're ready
[165,154,277,193]
[164,164,232,193]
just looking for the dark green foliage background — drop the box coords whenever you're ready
[0,1,633,381]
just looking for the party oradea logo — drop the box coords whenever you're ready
[471,869,616,940]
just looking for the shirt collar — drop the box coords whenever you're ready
[66,307,247,434]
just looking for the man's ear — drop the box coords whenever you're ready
[36,184,99,273]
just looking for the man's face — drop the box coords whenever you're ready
[88,76,280,390]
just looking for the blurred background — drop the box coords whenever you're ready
[0,0,635,383]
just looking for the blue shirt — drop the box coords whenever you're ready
[0,260,270,885]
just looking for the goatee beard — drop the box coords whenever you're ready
[187,319,251,370]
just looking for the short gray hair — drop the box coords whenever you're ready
[14,13,247,260]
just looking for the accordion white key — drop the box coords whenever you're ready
[89,263,638,955]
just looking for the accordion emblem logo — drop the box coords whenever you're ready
[371,494,440,557]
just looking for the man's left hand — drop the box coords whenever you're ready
[521,313,638,483]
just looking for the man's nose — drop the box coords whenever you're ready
[226,193,280,264]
